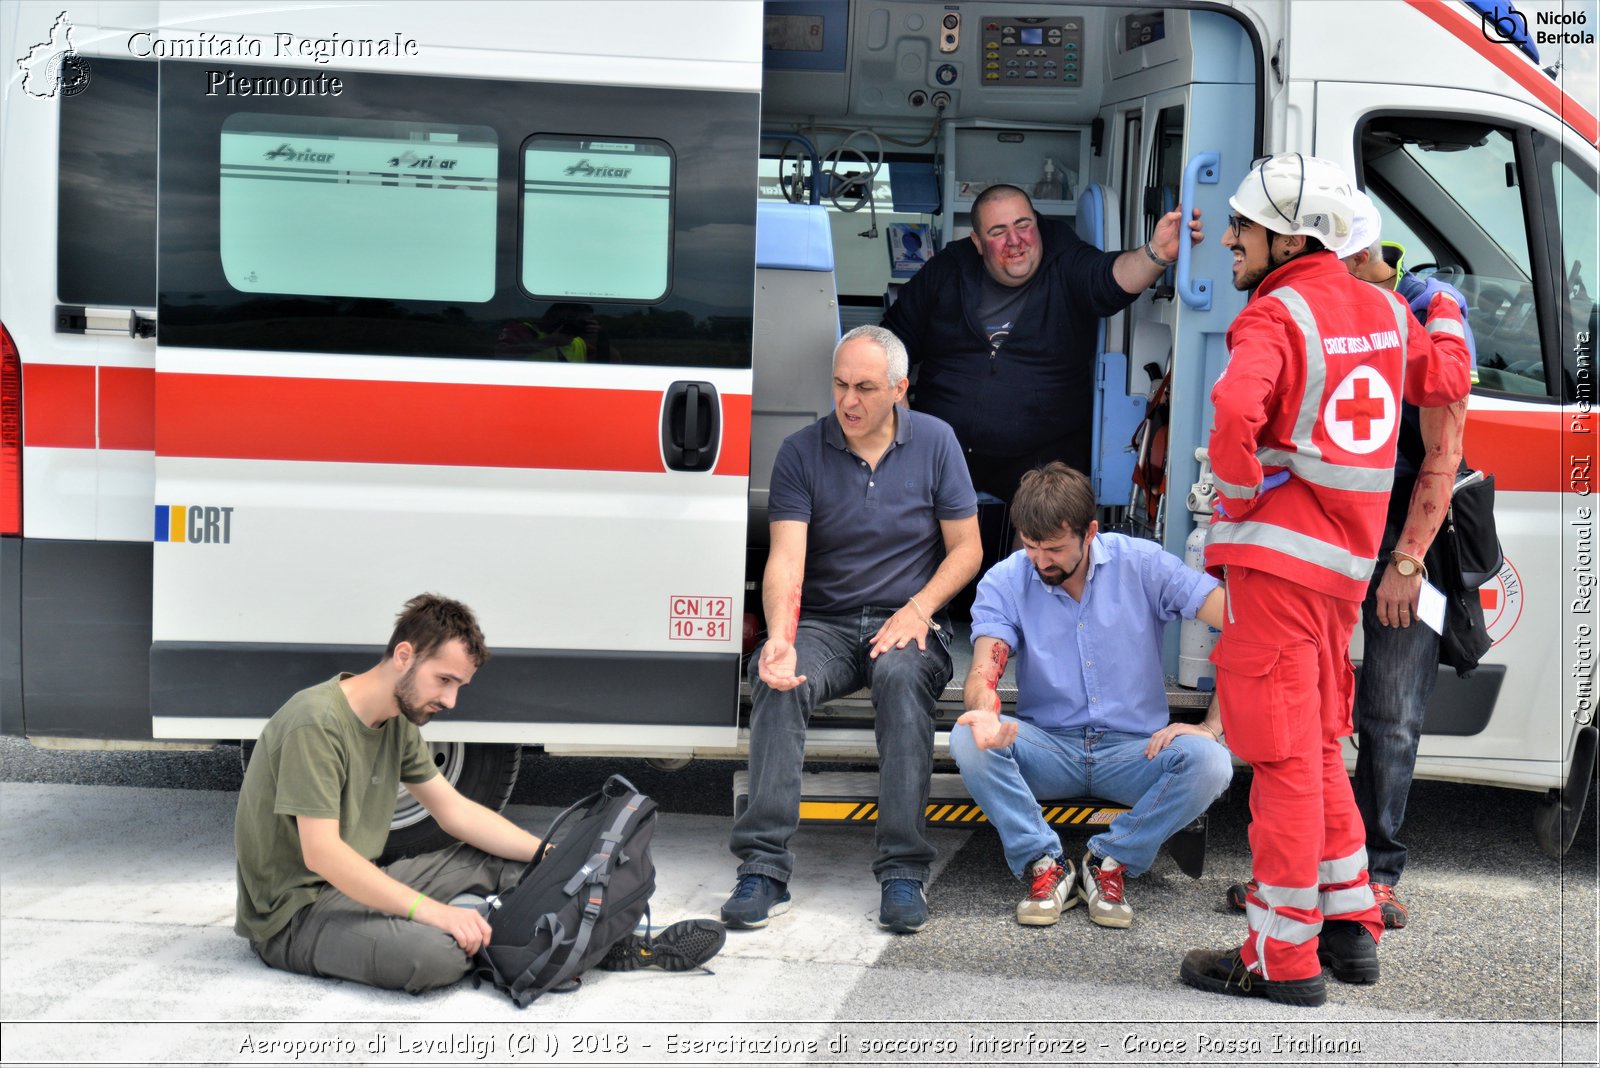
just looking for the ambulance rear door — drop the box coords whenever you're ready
[1096,6,1259,667]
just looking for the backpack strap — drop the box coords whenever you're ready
[473,912,569,1009]
[537,789,650,993]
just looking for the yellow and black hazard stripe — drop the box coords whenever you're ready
[795,800,1131,827]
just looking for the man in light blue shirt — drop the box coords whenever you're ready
[954,463,1230,929]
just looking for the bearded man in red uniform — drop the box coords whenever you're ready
[1180,155,1470,1007]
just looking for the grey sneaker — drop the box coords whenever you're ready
[597,918,727,973]
[1081,851,1133,928]
[1016,854,1077,926]
[720,873,791,929]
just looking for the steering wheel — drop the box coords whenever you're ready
[1409,262,1465,287]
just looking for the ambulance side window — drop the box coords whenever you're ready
[1537,134,1599,397]
[219,115,499,303]
[1361,118,1548,399]
[58,58,157,308]
[521,136,672,302]
[158,63,755,367]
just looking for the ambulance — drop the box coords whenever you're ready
[2,0,1593,857]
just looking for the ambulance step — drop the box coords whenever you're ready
[731,770,1130,829]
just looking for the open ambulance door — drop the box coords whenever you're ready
[1315,77,1599,843]
[1096,8,1257,672]
[143,45,761,800]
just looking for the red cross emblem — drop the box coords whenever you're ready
[1322,366,1397,455]
[1334,378,1387,440]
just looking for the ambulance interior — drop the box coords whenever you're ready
[748,4,1249,574]
[744,1,1593,716]
[739,2,1257,715]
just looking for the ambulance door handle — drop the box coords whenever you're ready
[1176,150,1219,311]
[662,380,721,473]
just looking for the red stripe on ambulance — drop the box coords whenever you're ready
[1462,408,1568,493]
[21,363,94,447]
[1404,0,1600,147]
[100,367,156,451]
[149,372,749,476]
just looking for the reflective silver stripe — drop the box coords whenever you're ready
[1246,901,1322,946]
[1389,292,1412,344]
[1426,315,1466,339]
[1215,476,1259,499]
[1268,287,1325,463]
[1208,519,1378,582]
[1255,880,1320,910]
[1321,885,1377,917]
[1257,448,1395,493]
[1247,878,1324,969]
[1318,847,1370,886]
[1388,294,1411,398]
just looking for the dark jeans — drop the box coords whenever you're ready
[252,843,526,994]
[730,607,952,885]
[1352,588,1440,887]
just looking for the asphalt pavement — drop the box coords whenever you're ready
[0,735,1596,1066]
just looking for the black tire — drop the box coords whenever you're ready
[381,742,522,862]
[1533,788,1589,859]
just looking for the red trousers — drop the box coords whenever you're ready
[1211,566,1384,980]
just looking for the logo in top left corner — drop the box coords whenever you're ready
[16,11,92,99]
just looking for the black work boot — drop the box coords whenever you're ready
[1180,946,1328,1007]
[1317,919,1380,983]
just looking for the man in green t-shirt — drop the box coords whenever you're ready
[235,593,542,993]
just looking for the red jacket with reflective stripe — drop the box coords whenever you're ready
[1204,252,1471,600]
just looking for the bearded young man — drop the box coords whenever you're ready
[233,593,542,993]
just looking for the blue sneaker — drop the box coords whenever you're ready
[720,873,791,929]
[878,878,928,933]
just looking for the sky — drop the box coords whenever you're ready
[1516,0,1600,112]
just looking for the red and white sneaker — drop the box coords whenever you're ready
[1015,855,1077,926]
[1371,883,1409,929]
[1081,851,1133,928]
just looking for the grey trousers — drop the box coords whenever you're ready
[252,843,527,994]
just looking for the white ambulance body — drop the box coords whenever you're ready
[2,0,1593,853]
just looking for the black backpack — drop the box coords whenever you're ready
[473,775,658,1007]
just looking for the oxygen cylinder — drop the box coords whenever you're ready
[1179,523,1220,689]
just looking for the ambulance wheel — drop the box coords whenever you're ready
[1533,725,1598,858]
[382,742,522,861]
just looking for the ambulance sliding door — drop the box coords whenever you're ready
[149,61,758,749]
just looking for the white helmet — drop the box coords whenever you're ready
[1336,189,1382,259]
[1229,153,1357,250]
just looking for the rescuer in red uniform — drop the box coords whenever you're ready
[1180,154,1471,1007]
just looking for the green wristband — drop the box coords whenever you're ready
[406,892,424,921]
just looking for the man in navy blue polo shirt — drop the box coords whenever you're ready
[954,463,1230,930]
[723,325,982,934]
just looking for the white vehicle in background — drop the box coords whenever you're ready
[2,0,1593,856]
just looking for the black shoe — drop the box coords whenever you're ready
[1225,879,1255,911]
[1317,919,1380,983]
[597,919,726,973]
[1180,946,1328,1007]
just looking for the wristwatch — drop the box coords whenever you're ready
[1390,551,1425,578]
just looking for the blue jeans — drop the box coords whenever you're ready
[730,608,951,885]
[1352,596,1440,887]
[949,717,1232,878]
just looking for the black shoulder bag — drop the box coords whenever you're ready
[1399,417,1502,676]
